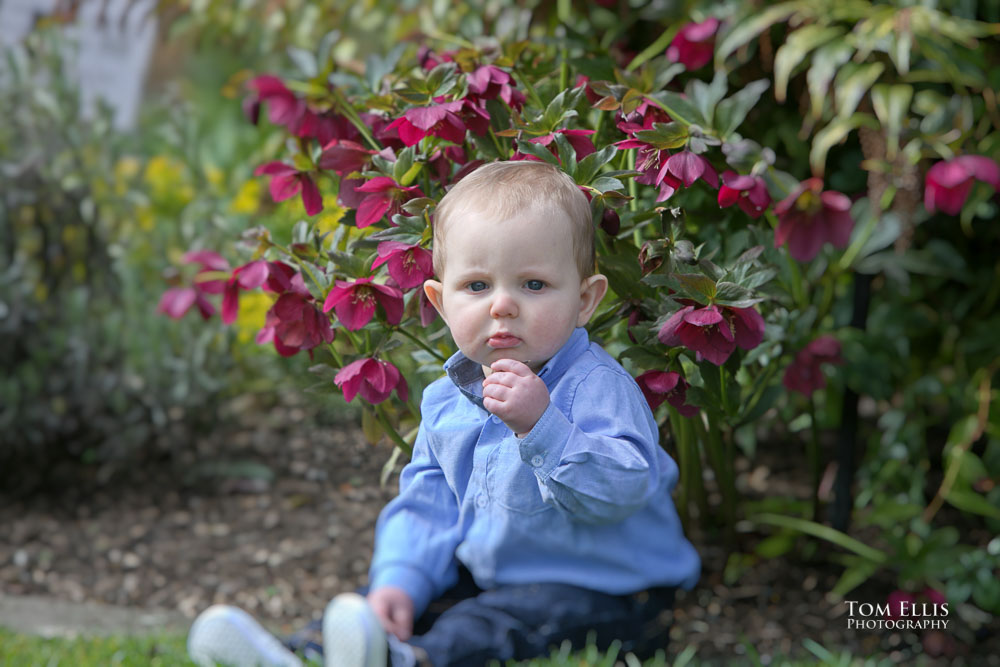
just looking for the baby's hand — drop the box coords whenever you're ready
[367,586,414,640]
[482,358,550,436]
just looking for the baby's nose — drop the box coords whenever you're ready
[489,291,518,318]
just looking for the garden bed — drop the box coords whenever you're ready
[1,395,994,665]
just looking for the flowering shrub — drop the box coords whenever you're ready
[161,0,1000,630]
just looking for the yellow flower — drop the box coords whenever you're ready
[114,157,141,195]
[314,196,347,236]
[230,180,262,215]
[234,291,275,344]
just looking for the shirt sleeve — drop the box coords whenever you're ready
[516,367,664,524]
[368,421,462,616]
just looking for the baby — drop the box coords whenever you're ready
[188,160,700,667]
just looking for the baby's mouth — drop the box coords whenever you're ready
[487,333,522,349]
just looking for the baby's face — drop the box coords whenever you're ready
[424,204,606,373]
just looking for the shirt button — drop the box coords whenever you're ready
[490,415,501,424]
[476,494,488,508]
[530,455,544,468]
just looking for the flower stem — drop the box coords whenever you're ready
[807,397,822,522]
[488,127,507,159]
[375,404,413,455]
[331,88,381,152]
[396,325,446,362]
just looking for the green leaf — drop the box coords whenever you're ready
[715,2,804,65]
[648,91,705,127]
[831,561,880,597]
[590,176,625,193]
[552,132,578,177]
[627,25,681,73]
[715,79,770,138]
[834,62,885,119]
[674,273,716,302]
[365,43,406,93]
[945,488,1000,521]
[755,533,796,558]
[714,282,763,308]
[810,113,878,177]
[392,146,415,184]
[871,84,913,158]
[514,140,559,165]
[634,122,690,150]
[807,40,854,119]
[288,46,318,78]
[575,145,618,185]
[774,26,844,103]
[688,71,728,128]
[751,513,888,564]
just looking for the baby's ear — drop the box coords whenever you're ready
[423,279,448,323]
[577,274,609,326]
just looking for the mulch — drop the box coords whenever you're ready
[1,394,995,665]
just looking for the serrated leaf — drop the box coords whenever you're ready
[366,43,406,93]
[810,113,878,176]
[715,79,770,138]
[715,2,804,65]
[774,26,844,103]
[698,259,726,282]
[649,91,705,127]
[835,62,885,119]
[807,41,854,119]
[552,132,578,176]
[743,267,778,290]
[634,121,690,150]
[590,176,625,193]
[714,281,762,308]
[675,273,717,301]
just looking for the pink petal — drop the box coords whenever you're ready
[667,151,705,188]
[300,174,324,215]
[955,155,1000,190]
[335,296,376,331]
[157,287,197,319]
[356,194,393,228]
[182,250,230,271]
[254,161,297,177]
[785,221,826,263]
[657,306,694,345]
[405,105,450,130]
[235,260,269,289]
[269,171,302,203]
[683,305,724,327]
[731,307,765,350]
[221,280,240,324]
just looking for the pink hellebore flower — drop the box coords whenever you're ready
[782,335,842,397]
[245,76,305,129]
[635,370,699,417]
[924,155,1000,215]
[322,277,404,331]
[774,177,854,262]
[371,241,434,290]
[666,18,720,70]
[335,357,409,404]
[719,170,771,218]
[386,101,467,147]
[658,303,765,366]
[256,292,334,357]
[157,250,230,320]
[221,259,270,324]
[528,129,597,161]
[664,150,718,189]
[353,177,424,229]
[254,161,323,216]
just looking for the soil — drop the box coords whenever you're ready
[1,394,996,665]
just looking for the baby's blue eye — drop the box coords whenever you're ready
[468,281,488,292]
[525,280,545,291]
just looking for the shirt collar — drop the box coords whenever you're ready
[443,327,589,408]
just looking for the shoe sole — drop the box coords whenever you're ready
[187,604,304,667]
[322,593,387,667]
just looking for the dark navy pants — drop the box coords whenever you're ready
[285,565,675,666]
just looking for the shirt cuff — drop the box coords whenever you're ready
[369,564,435,617]
[517,401,571,480]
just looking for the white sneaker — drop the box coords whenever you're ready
[187,604,304,667]
[321,593,388,667]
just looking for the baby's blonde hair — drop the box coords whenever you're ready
[431,161,595,279]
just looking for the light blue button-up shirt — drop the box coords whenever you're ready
[369,327,701,616]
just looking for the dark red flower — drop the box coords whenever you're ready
[254,161,323,216]
[157,250,230,320]
[257,291,335,357]
[666,18,720,70]
[719,170,771,218]
[371,241,434,290]
[774,178,854,262]
[924,155,1000,215]
[529,129,597,160]
[635,370,699,416]
[322,277,404,330]
[663,150,718,189]
[353,177,424,228]
[245,76,306,130]
[574,75,604,106]
[615,100,671,137]
[466,65,513,101]
[386,102,467,146]
[782,335,842,397]
[335,358,409,404]
[658,303,765,366]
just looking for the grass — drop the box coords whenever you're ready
[0,627,902,666]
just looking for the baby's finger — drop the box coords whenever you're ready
[490,358,533,376]
[483,371,518,388]
[482,383,510,401]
